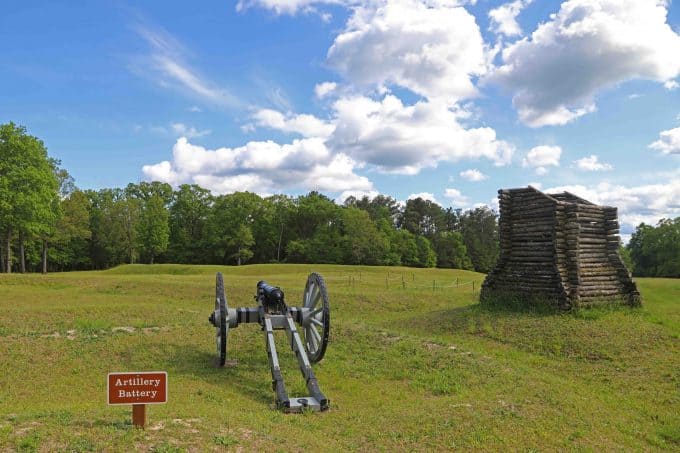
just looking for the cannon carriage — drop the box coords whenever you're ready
[208,272,330,412]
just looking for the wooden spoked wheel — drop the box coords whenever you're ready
[302,273,330,363]
[215,272,228,367]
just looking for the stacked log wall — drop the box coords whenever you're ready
[481,186,640,308]
[480,188,568,307]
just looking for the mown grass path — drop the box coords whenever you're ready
[1,264,678,451]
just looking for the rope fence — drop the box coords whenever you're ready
[315,270,479,294]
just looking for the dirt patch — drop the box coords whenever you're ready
[148,421,165,431]
[112,326,136,334]
[13,421,41,436]
[423,341,442,350]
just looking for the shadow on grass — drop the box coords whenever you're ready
[158,343,275,406]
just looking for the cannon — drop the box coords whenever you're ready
[208,272,330,412]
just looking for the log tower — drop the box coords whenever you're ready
[480,187,640,309]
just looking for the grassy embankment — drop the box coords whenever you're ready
[0,264,678,451]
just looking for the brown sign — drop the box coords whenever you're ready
[108,371,167,405]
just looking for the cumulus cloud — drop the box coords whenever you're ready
[664,80,679,90]
[314,82,338,99]
[142,137,373,195]
[522,145,561,174]
[144,0,518,197]
[327,0,490,105]
[245,95,514,175]
[328,95,514,174]
[489,0,533,37]
[489,0,680,127]
[250,109,335,138]
[443,188,468,205]
[574,154,612,171]
[649,127,680,155]
[336,189,380,204]
[459,168,487,181]
[408,192,439,204]
[545,180,680,233]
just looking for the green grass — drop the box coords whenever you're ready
[0,264,678,451]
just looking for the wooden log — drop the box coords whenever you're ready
[575,205,606,214]
[579,289,626,297]
[510,212,555,221]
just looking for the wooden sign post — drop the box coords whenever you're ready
[108,371,167,429]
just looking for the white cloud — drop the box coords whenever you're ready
[142,137,372,195]
[627,93,640,100]
[171,123,211,139]
[444,188,468,205]
[664,80,679,90]
[247,95,513,174]
[545,180,680,233]
[250,109,335,138]
[649,127,680,155]
[522,145,561,174]
[489,0,533,37]
[315,82,338,99]
[459,168,487,181]
[489,0,680,127]
[408,192,439,204]
[327,0,490,105]
[336,189,380,204]
[236,0,473,15]
[236,0,349,15]
[574,154,612,171]
[134,25,241,108]
[188,106,202,112]
[328,95,514,173]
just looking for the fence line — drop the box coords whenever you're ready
[306,269,479,293]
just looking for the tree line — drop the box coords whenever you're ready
[1,122,500,273]
[625,218,680,278]
[2,122,677,277]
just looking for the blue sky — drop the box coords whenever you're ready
[2,0,679,240]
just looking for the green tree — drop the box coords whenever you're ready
[267,194,296,262]
[460,207,499,273]
[125,181,173,205]
[228,224,255,265]
[136,194,169,264]
[628,218,680,277]
[344,194,401,223]
[399,197,446,238]
[292,192,340,239]
[168,184,212,263]
[340,207,389,265]
[0,122,59,273]
[432,231,473,269]
[415,235,437,268]
[206,192,263,264]
[86,189,128,269]
[50,190,91,271]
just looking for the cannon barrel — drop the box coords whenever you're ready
[257,280,285,310]
[257,280,283,298]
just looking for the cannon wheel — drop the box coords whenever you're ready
[215,272,228,367]
[302,273,330,363]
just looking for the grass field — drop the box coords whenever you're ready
[0,264,678,451]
